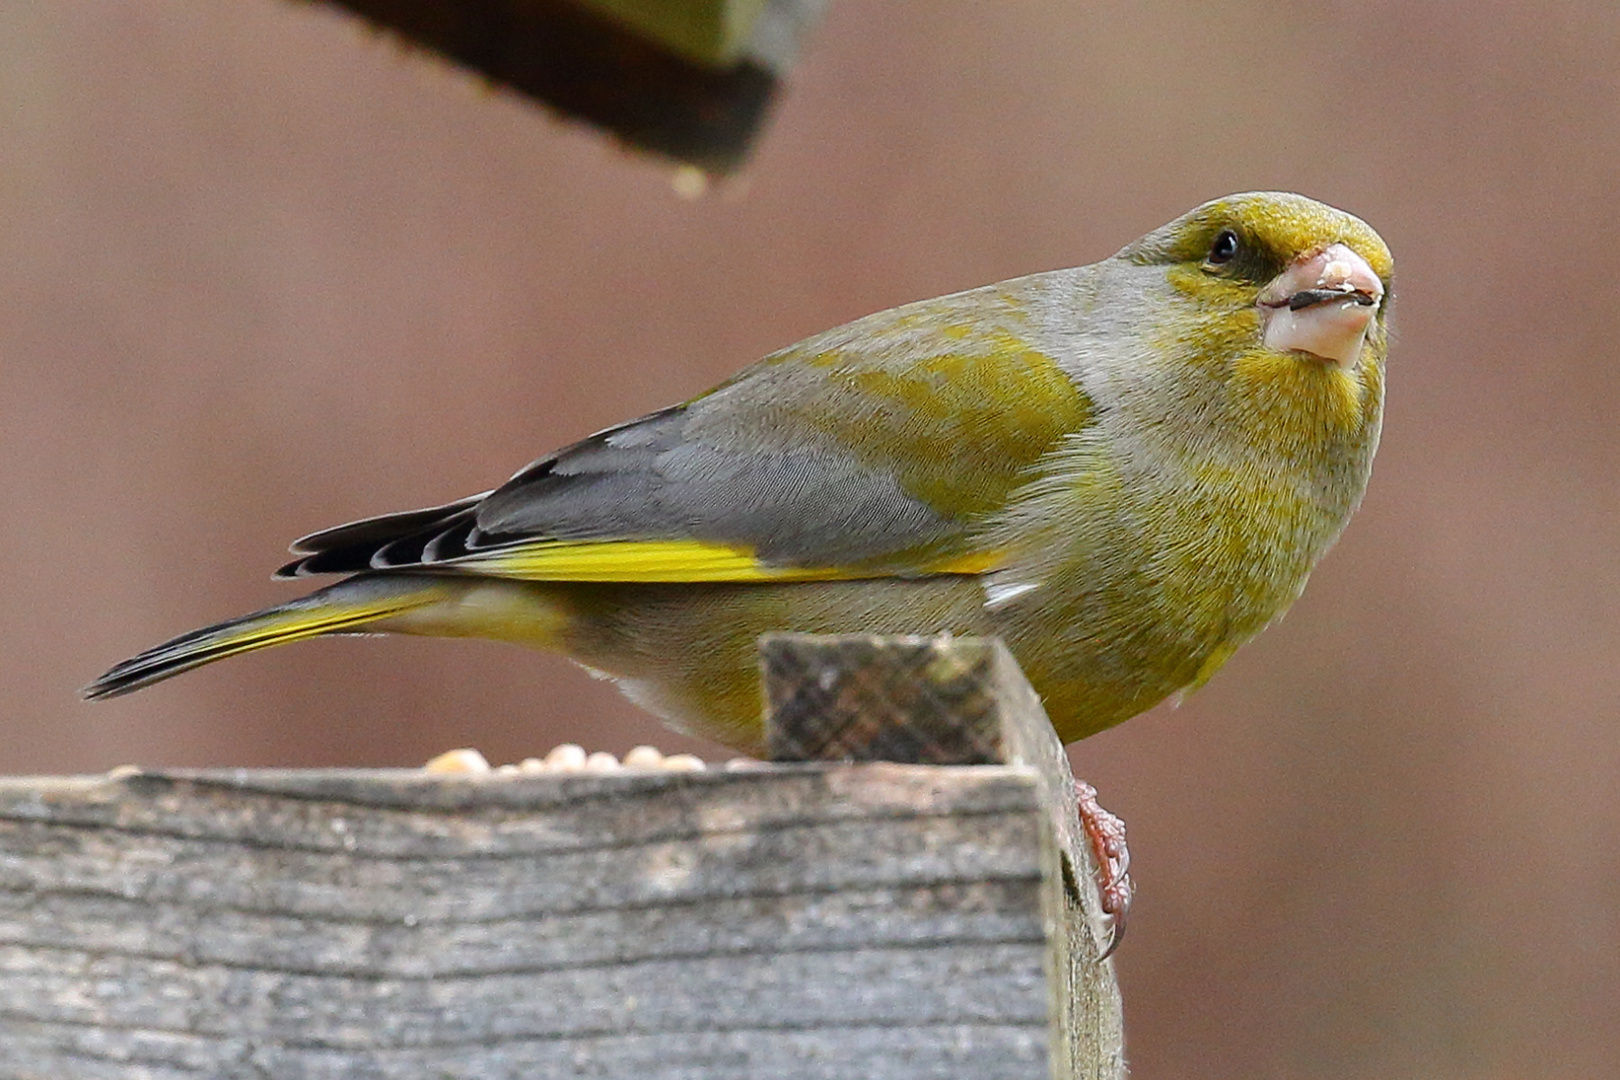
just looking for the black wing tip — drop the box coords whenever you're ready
[272,550,371,580]
[276,520,480,580]
[287,492,492,558]
[272,557,312,581]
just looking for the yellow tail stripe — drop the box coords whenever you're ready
[207,600,425,659]
[83,590,447,700]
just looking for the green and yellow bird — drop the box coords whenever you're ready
[88,192,1392,759]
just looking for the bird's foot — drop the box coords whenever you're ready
[1076,779,1132,959]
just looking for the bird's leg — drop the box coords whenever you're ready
[1076,780,1132,959]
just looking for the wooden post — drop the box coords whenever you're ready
[0,636,1124,1078]
[761,634,1126,1078]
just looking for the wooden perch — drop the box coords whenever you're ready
[0,635,1123,1078]
[308,0,830,173]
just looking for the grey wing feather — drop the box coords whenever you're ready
[276,383,959,579]
[274,279,1060,581]
[472,388,954,565]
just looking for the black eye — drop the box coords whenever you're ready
[1208,229,1239,265]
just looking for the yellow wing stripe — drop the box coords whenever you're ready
[925,549,1006,575]
[451,539,1004,583]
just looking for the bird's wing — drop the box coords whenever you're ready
[278,282,1093,584]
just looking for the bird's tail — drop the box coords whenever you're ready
[83,574,459,700]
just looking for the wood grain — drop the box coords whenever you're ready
[0,636,1122,1078]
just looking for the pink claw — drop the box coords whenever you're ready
[1076,780,1132,959]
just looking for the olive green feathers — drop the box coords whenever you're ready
[88,191,1393,752]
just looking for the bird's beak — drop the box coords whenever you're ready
[1257,243,1384,368]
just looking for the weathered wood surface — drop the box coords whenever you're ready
[763,634,1125,1079]
[0,636,1123,1079]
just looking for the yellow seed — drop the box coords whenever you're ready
[623,745,665,768]
[423,748,490,774]
[544,743,588,769]
[583,751,621,771]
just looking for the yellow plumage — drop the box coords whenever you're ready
[88,191,1393,753]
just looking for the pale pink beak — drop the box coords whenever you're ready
[1258,243,1384,368]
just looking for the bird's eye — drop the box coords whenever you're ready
[1207,229,1239,265]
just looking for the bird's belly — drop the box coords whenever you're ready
[551,578,991,753]
[546,575,1226,753]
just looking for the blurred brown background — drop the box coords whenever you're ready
[3,1,1617,1077]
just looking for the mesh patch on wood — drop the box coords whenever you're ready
[761,634,1010,764]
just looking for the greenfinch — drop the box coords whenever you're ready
[87,192,1392,758]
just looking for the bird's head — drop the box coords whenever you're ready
[1126,190,1392,370]
[1118,191,1393,456]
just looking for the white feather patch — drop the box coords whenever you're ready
[983,580,1040,610]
